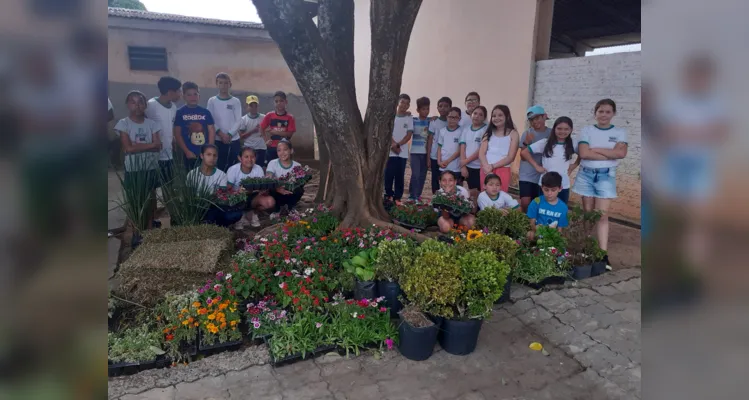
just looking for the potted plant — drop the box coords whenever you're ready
[155,291,201,361]
[214,186,248,212]
[114,155,160,248]
[589,239,608,276]
[108,324,166,376]
[196,297,242,352]
[389,200,438,231]
[279,165,313,192]
[515,246,570,289]
[325,295,398,357]
[240,176,278,191]
[454,234,519,304]
[343,248,379,300]
[264,310,330,365]
[246,297,287,343]
[431,190,473,218]
[562,205,603,279]
[396,305,437,361]
[475,208,530,240]
[374,238,415,318]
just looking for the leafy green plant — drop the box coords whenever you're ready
[389,200,438,228]
[343,248,378,282]
[563,204,604,265]
[114,155,159,232]
[514,247,570,284]
[325,295,398,357]
[374,238,415,282]
[402,250,462,318]
[535,226,567,251]
[415,238,451,256]
[455,250,510,319]
[108,324,165,363]
[266,310,328,360]
[502,209,531,240]
[476,208,530,240]
[157,154,213,226]
[454,234,519,269]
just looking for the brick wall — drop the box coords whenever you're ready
[532,52,641,222]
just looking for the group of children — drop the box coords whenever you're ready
[386,92,628,266]
[114,73,304,230]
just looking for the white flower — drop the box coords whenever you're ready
[284,259,291,264]
[305,246,311,250]
[260,237,268,242]
[291,269,299,275]
[274,271,281,276]
[304,268,315,276]
[225,274,232,280]
[549,221,558,228]
[343,249,347,253]
[279,283,285,289]
[352,312,358,318]
[376,296,386,303]
[331,302,339,306]
[291,258,298,263]
[315,322,323,329]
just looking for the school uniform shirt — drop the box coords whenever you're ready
[266,159,302,179]
[260,111,296,148]
[527,137,580,189]
[207,96,242,141]
[437,126,463,172]
[146,98,177,161]
[436,185,471,200]
[114,117,161,172]
[428,117,448,160]
[459,111,472,128]
[578,125,628,169]
[460,123,488,169]
[519,127,552,184]
[389,115,414,159]
[411,117,430,154]
[175,105,215,156]
[232,113,266,150]
[187,167,228,193]
[477,191,519,211]
[227,163,265,186]
[527,196,569,228]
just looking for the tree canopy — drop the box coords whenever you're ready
[109,0,147,11]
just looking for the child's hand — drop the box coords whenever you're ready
[567,165,576,176]
[500,208,510,215]
[535,165,547,174]
[482,164,493,174]
[526,230,535,241]
[185,150,197,159]
[439,161,448,169]
[276,187,293,195]
[461,167,469,178]
[524,131,535,146]
[426,158,431,169]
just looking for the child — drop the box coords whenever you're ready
[436,107,464,182]
[260,91,296,166]
[115,90,162,230]
[231,95,267,167]
[266,139,303,213]
[186,145,240,227]
[520,116,580,204]
[478,105,519,193]
[527,172,569,240]
[408,97,431,200]
[227,147,275,228]
[384,93,414,204]
[435,171,476,233]
[426,97,451,194]
[207,73,243,172]
[459,105,488,201]
[460,92,480,128]
[572,99,628,267]
[519,105,552,212]
[146,76,181,185]
[174,82,216,169]
[477,174,519,211]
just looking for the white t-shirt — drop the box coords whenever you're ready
[146,98,177,161]
[390,115,414,159]
[428,118,448,160]
[459,111,472,128]
[529,137,580,189]
[266,159,302,179]
[108,98,113,112]
[438,126,463,172]
[186,167,228,193]
[485,132,513,165]
[207,96,243,141]
[460,123,487,169]
[227,163,265,186]
[477,191,519,211]
[114,117,161,172]
[436,185,470,200]
[232,113,266,150]
[578,125,628,169]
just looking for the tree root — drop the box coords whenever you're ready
[366,216,430,242]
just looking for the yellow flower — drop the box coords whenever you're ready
[208,314,216,320]
[192,302,201,308]
[466,230,483,241]
[217,312,225,320]
[194,322,199,327]
[218,303,228,310]
[230,321,237,326]
[181,308,189,314]
[229,308,237,313]
[182,320,189,325]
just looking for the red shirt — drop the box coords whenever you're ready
[260,111,296,147]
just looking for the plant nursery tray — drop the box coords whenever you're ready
[392,219,427,232]
[265,337,338,368]
[217,201,247,212]
[198,339,243,355]
[517,275,567,290]
[242,181,278,191]
[433,203,469,218]
[108,356,169,377]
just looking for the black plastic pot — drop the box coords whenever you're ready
[571,264,593,280]
[397,317,439,361]
[438,318,484,356]
[354,280,377,300]
[198,338,243,355]
[131,232,143,249]
[377,281,403,318]
[518,275,567,290]
[591,261,607,276]
[495,271,513,304]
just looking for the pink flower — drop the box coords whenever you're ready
[385,338,394,350]
[315,322,323,329]
[379,307,387,313]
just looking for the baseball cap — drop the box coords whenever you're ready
[245,95,259,105]
[526,105,549,120]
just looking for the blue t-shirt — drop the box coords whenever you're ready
[174,105,215,155]
[527,196,569,228]
[411,117,430,154]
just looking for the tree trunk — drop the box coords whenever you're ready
[253,0,423,232]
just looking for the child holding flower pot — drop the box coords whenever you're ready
[186,145,241,227]
[434,171,476,233]
[265,139,303,213]
[227,147,275,228]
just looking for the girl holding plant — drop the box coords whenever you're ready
[227,147,275,228]
[265,139,303,213]
[186,144,241,227]
[435,171,476,233]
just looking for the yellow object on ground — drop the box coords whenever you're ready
[529,342,543,351]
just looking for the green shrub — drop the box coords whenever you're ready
[454,234,519,269]
[503,209,531,240]
[456,250,510,319]
[475,207,505,234]
[514,247,569,284]
[375,238,416,282]
[476,208,530,240]
[415,238,451,256]
[535,226,567,251]
[402,251,462,318]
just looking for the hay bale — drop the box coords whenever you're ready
[141,225,232,244]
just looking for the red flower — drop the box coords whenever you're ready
[357,314,366,319]
[165,334,174,341]
[285,272,292,277]
[313,298,320,306]
[319,276,325,282]
[292,297,300,305]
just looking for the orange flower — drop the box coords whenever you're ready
[194,322,199,327]
[217,312,225,319]
[230,321,237,327]
[218,303,228,310]
[191,302,201,308]
[220,322,227,329]
[321,236,327,241]
[208,314,216,320]
[198,308,208,315]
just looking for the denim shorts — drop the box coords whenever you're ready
[572,167,617,199]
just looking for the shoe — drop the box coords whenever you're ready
[280,205,290,217]
[250,212,261,228]
[234,218,247,230]
[603,255,612,270]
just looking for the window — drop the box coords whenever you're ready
[127,46,168,71]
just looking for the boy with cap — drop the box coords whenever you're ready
[518,105,552,212]
[232,95,267,168]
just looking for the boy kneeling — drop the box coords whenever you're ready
[527,171,568,240]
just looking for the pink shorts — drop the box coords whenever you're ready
[480,167,511,193]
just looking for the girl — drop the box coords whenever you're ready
[227,147,275,228]
[478,105,519,193]
[572,99,628,267]
[265,139,303,213]
[477,174,519,212]
[459,105,488,201]
[520,116,580,204]
[437,107,465,182]
[435,171,476,233]
[186,145,242,227]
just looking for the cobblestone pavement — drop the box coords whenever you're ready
[109,268,641,400]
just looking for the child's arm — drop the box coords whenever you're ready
[492,130,520,168]
[459,143,468,168]
[520,148,546,173]
[577,143,608,160]
[152,129,162,152]
[446,148,461,165]
[591,143,628,159]
[568,155,582,176]
[174,125,194,158]
[425,134,433,167]
[527,218,537,240]
[284,116,296,139]
[120,131,160,154]
[398,130,413,146]
[208,124,216,145]
[478,140,492,173]
[437,144,444,166]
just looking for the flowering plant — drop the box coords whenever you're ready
[246,295,288,340]
[214,186,247,210]
[431,190,473,216]
[265,310,329,360]
[514,246,570,284]
[389,200,438,230]
[325,294,398,356]
[279,165,312,191]
[535,225,567,251]
[155,291,200,360]
[108,324,165,363]
[444,225,487,243]
[195,297,242,346]
[476,207,530,239]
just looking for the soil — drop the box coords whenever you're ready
[399,306,434,328]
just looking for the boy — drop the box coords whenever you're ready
[231,95,267,167]
[174,82,216,169]
[385,93,414,204]
[260,91,296,165]
[526,171,568,240]
[207,73,242,171]
[519,105,552,212]
[461,91,480,128]
[426,96,451,194]
[408,96,430,200]
[146,76,181,185]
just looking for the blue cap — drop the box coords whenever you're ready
[526,105,549,120]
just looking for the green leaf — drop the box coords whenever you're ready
[149,346,166,355]
[351,256,368,267]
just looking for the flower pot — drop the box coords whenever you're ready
[438,318,484,356]
[131,232,143,249]
[377,280,403,318]
[354,280,377,300]
[198,338,243,355]
[591,261,607,277]
[495,271,513,304]
[397,317,439,361]
[571,264,593,280]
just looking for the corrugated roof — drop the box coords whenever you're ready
[107,7,265,30]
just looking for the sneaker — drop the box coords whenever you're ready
[250,212,261,228]
[234,218,247,231]
[603,255,612,269]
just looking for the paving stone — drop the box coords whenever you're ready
[333,383,381,400]
[516,307,553,325]
[505,298,535,316]
[563,334,599,355]
[318,357,362,378]
[611,280,640,293]
[573,344,633,372]
[224,366,279,399]
[174,375,228,400]
[531,291,577,314]
[556,309,601,333]
[119,386,175,400]
[556,288,582,298]
[580,304,613,316]
[273,360,322,390]
[280,381,334,400]
[510,285,533,300]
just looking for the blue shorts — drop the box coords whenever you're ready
[572,167,617,199]
[660,150,715,201]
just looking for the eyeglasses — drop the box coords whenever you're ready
[465,98,479,103]
[447,115,460,120]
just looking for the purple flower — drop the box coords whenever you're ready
[385,338,394,350]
